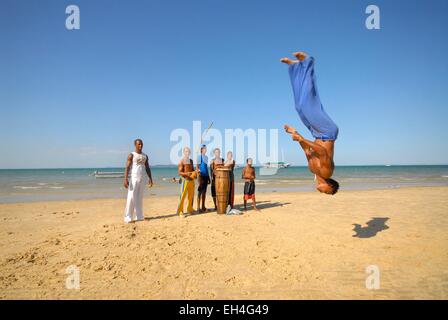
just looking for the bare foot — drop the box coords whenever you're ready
[291,133,304,142]
[280,57,298,65]
[285,125,304,142]
[292,51,307,61]
[254,207,260,212]
[284,124,297,135]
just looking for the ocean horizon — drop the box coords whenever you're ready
[1,165,448,203]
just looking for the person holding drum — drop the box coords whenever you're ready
[177,147,196,217]
[224,151,236,209]
[210,148,224,211]
[242,158,260,212]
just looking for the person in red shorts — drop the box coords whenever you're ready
[242,158,259,212]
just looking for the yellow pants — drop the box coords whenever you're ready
[177,177,194,214]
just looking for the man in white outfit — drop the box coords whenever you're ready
[123,139,153,223]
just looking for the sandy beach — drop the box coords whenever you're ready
[0,186,447,299]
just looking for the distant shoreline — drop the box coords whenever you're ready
[1,164,448,170]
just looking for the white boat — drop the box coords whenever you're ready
[263,149,290,168]
[263,162,290,169]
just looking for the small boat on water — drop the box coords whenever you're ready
[92,171,126,179]
[263,148,290,169]
[263,162,290,169]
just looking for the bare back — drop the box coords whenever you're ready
[307,140,335,179]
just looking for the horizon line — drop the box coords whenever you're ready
[1,164,448,170]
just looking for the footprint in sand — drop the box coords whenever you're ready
[50,211,79,217]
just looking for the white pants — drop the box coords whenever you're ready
[124,178,146,223]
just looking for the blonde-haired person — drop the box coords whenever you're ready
[177,147,195,217]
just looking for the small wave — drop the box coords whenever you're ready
[49,186,64,189]
[442,175,448,178]
[13,186,41,190]
[277,179,310,183]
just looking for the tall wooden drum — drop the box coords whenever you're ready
[214,168,230,214]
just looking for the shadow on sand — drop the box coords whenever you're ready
[145,200,291,221]
[352,217,390,238]
[233,200,291,211]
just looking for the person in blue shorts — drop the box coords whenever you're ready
[281,51,339,195]
[196,144,210,212]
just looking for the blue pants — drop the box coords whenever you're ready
[288,56,339,141]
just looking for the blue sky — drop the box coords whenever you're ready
[1,0,447,168]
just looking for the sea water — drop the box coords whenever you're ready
[0,165,447,203]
